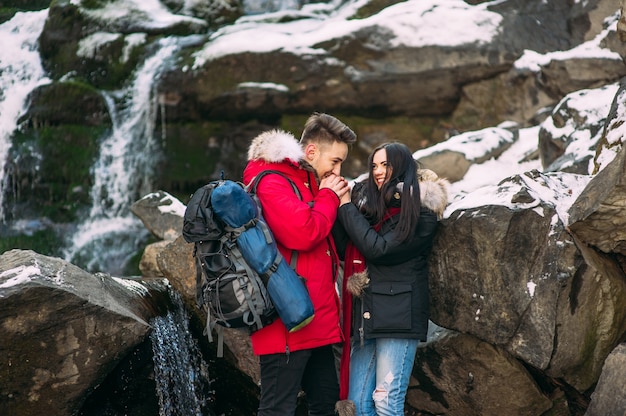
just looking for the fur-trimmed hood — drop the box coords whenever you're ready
[417,168,450,219]
[247,128,304,163]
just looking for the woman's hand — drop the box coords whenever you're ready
[339,183,352,206]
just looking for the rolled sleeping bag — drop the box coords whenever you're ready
[209,180,278,272]
[211,180,315,332]
[266,260,315,332]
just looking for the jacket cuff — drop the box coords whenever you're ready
[319,187,341,204]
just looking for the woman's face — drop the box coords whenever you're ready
[372,148,391,189]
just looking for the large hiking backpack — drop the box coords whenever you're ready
[182,171,315,356]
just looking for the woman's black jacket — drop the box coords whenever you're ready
[333,201,439,342]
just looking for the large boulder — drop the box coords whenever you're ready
[38,0,208,86]
[410,330,552,416]
[0,249,169,416]
[131,191,185,241]
[584,343,626,416]
[429,168,626,392]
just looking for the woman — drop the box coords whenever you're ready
[333,142,449,416]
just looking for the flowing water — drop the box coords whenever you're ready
[0,10,174,275]
[150,289,213,416]
[0,11,50,222]
[61,38,183,275]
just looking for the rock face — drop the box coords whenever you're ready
[0,250,168,416]
[413,127,516,182]
[539,84,620,174]
[6,0,623,221]
[412,83,626,413]
[158,0,623,127]
[6,42,623,416]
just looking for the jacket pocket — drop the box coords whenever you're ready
[369,282,412,332]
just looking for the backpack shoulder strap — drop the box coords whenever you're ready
[247,170,306,269]
[248,169,302,200]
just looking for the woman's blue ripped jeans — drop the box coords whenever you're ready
[348,337,419,416]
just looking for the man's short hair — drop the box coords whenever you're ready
[300,112,357,146]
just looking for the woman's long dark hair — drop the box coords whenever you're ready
[360,142,421,243]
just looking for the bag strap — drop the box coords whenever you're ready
[248,169,303,200]
[248,170,310,270]
[220,234,266,330]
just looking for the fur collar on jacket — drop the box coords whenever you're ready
[247,129,304,163]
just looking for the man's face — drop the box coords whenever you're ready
[308,141,349,179]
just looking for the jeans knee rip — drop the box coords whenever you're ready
[372,371,394,403]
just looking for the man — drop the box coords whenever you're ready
[242,112,357,416]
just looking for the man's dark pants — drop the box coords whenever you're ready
[257,345,339,416]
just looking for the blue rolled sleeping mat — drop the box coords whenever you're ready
[210,180,315,332]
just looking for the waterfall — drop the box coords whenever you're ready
[62,38,182,275]
[0,11,50,222]
[150,289,213,416]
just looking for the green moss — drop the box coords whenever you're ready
[11,125,106,223]
[39,2,86,80]
[0,8,18,23]
[6,80,112,223]
[0,229,64,258]
[61,78,99,92]
[47,42,82,80]
[26,81,109,125]
[174,48,200,74]
[157,122,229,202]
[49,0,71,7]
[38,125,101,184]
[0,2,50,22]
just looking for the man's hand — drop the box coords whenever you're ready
[320,174,350,201]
